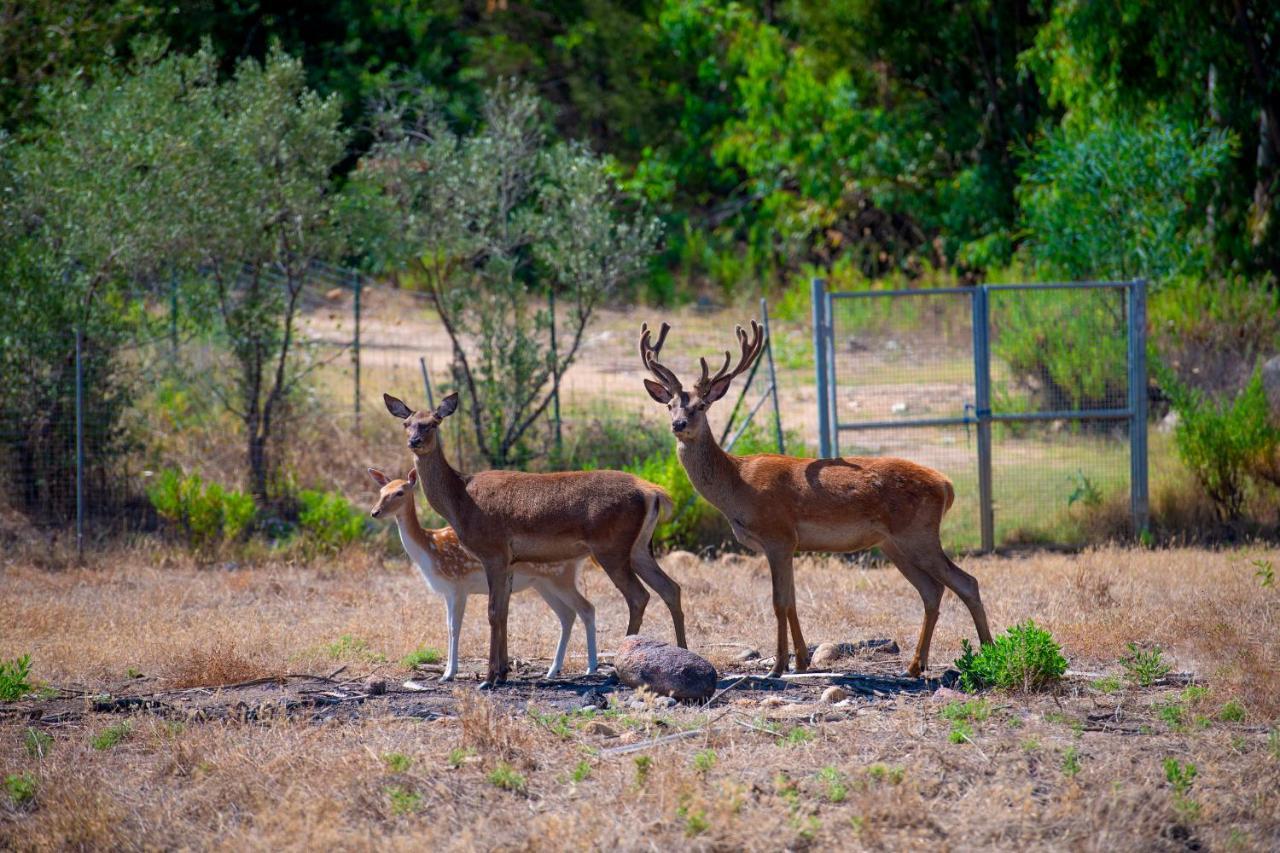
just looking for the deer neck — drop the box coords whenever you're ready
[391,491,439,575]
[677,427,744,511]
[413,442,471,530]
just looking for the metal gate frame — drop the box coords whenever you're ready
[811,278,1148,551]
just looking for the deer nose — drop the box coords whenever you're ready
[370,509,381,518]
[407,436,421,448]
[672,418,688,432]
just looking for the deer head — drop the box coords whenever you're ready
[383,392,459,456]
[639,320,764,442]
[368,467,419,518]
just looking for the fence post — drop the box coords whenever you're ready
[419,357,435,410]
[972,286,995,552]
[548,287,562,461]
[812,278,832,458]
[351,270,362,433]
[760,297,785,454]
[75,327,84,560]
[1128,279,1149,538]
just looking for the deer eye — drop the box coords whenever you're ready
[395,490,403,497]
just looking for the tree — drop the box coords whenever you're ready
[355,82,660,468]
[184,47,352,504]
[0,42,209,518]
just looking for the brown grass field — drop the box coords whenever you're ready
[3,541,1279,851]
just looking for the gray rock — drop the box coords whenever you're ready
[1263,355,1280,419]
[614,635,718,701]
[821,685,848,703]
[811,643,842,668]
[735,647,761,663]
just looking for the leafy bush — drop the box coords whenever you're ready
[91,722,130,750]
[147,469,255,549]
[1159,366,1280,521]
[297,489,369,551]
[1120,642,1171,687]
[0,654,33,701]
[954,621,1067,692]
[4,773,35,806]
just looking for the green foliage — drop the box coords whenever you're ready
[1061,746,1081,777]
[24,727,53,758]
[297,489,369,551]
[1120,643,1171,688]
[1255,560,1276,589]
[91,722,131,751]
[865,764,905,785]
[0,654,33,701]
[1219,700,1246,723]
[1159,367,1280,521]
[784,726,813,747]
[1164,758,1197,795]
[357,82,659,469]
[487,762,526,793]
[1091,676,1123,695]
[385,785,421,816]
[954,621,1068,692]
[4,773,35,806]
[1019,114,1233,282]
[570,760,591,784]
[447,747,473,769]
[633,755,653,786]
[692,749,716,774]
[322,635,385,663]
[382,753,412,773]
[401,648,442,668]
[680,802,710,837]
[147,469,256,549]
[817,766,847,803]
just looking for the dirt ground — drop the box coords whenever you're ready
[2,544,1279,850]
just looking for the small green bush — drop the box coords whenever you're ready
[4,773,35,806]
[386,785,422,815]
[24,727,52,758]
[297,489,369,551]
[1120,642,1172,687]
[487,762,526,793]
[91,722,130,751]
[0,654,33,701]
[401,647,442,668]
[1160,366,1280,521]
[148,469,256,548]
[954,621,1067,692]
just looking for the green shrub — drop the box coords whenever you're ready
[487,762,526,793]
[24,727,53,758]
[954,621,1067,692]
[1120,642,1171,687]
[297,489,369,551]
[4,773,35,806]
[401,647,442,668]
[0,654,33,701]
[1160,366,1280,521]
[91,722,130,750]
[147,469,256,548]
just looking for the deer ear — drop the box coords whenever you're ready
[643,378,673,404]
[368,467,390,487]
[704,375,734,404]
[406,467,418,485]
[384,393,413,419]
[435,392,459,419]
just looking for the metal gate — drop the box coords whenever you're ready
[811,279,1147,551]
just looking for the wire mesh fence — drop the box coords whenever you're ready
[813,278,1148,551]
[0,263,788,551]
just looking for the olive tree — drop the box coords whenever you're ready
[355,83,660,468]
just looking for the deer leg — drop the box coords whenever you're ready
[881,541,944,678]
[631,550,687,648]
[556,578,598,674]
[442,593,466,682]
[592,547,650,635]
[765,547,798,678]
[481,558,514,688]
[532,583,576,680]
[938,555,993,647]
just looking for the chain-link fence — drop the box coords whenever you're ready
[0,264,788,552]
[812,278,1148,551]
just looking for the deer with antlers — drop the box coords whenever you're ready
[639,320,993,678]
[383,391,686,687]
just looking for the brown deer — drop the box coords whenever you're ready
[383,391,686,687]
[639,320,993,678]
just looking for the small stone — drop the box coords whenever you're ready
[890,401,909,415]
[930,686,967,703]
[811,643,843,668]
[735,647,761,663]
[364,678,387,696]
[653,696,677,709]
[614,635,718,701]
[760,695,786,708]
[663,550,702,575]
[629,699,648,711]
[582,720,619,738]
[617,730,640,745]
[324,287,345,302]
[821,685,848,703]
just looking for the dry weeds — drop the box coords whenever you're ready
[3,543,1279,850]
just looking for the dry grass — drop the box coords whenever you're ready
[3,542,1280,850]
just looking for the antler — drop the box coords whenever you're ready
[640,321,683,395]
[694,320,764,397]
